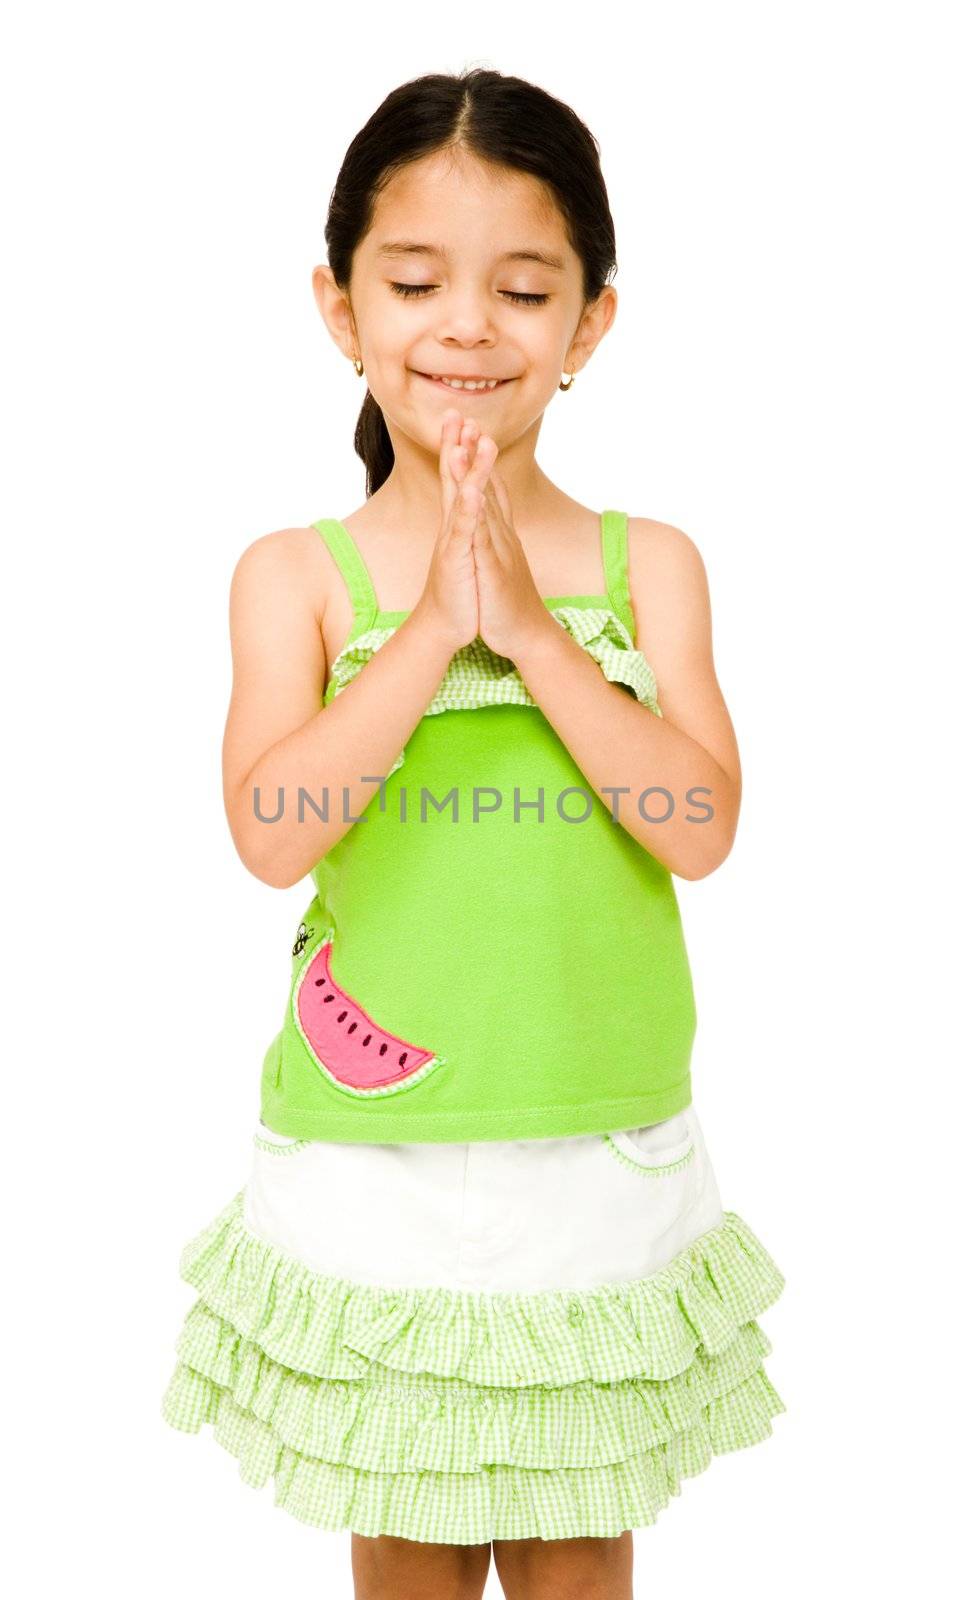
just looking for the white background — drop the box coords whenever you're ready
[4,2,955,1594]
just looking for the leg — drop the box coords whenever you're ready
[352,1533,492,1600]
[492,1532,634,1600]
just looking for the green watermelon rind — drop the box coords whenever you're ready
[290,927,448,1100]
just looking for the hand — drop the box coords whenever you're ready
[470,459,556,661]
[412,410,489,652]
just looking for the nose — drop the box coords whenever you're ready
[435,289,498,347]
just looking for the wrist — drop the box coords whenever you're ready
[404,598,464,664]
[504,612,566,673]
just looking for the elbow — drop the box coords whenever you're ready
[673,792,740,880]
[250,859,304,891]
[674,858,719,882]
[239,834,331,890]
[226,794,312,889]
[238,845,298,890]
[229,824,306,891]
[672,828,738,882]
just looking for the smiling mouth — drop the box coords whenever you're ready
[412,371,516,393]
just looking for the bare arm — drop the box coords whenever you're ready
[222,414,488,889]
[221,530,456,889]
[509,521,742,880]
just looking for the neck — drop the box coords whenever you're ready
[369,414,567,533]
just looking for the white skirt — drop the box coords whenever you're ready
[245,1104,725,1292]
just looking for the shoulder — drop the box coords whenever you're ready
[228,524,330,623]
[626,516,708,584]
[231,523,322,577]
[624,516,713,653]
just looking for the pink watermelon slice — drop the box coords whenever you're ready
[292,929,446,1098]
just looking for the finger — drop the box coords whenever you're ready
[478,482,506,559]
[481,477,507,544]
[438,409,465,521]
[450,431,494,547]
[451,478,483,544]
[449,435,488,535]
[448,442,472,494]
[454,419,481,485]
[471,488,495,565]
[488,467,512,527]
[444,420,483,526]
[438,413,458,517]
[449,448,472,493]
[463,431,499,495]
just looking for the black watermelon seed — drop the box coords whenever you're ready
[363,1034,371,1047]
[337,1010,347,1023]
[399,1051,408,1065]
[379,1042,388,1055]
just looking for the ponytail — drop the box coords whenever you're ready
[353,389,394,499]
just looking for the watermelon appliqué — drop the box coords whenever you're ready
[291,926,447,1099]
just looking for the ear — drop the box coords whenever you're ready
[565,283,618,374]
[312,264,357,362]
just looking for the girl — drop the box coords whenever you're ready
[162,67,786,1600]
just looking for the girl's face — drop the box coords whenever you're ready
[315,147,615,458]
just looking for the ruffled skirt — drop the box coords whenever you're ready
[161,1103,786,1543]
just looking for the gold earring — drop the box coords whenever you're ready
[352,354,364,377]
[559,367,575,391]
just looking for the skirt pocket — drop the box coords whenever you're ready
[602,1109,696,1176]
[253,1120,314,1157]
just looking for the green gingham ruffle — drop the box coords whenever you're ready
[161,1193,786,1541]
[327,606,662,780]
[167,1193,781,1385]
[167,1302,775,1470]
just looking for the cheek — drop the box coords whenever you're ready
[508,323,565,385]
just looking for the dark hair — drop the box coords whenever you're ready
[324,68,618,497]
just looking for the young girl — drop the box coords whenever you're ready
[162,67,786,1599]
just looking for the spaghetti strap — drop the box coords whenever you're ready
[312,519,380,637]
[600,509,638,644]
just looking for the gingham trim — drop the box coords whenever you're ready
[326,606,663,780]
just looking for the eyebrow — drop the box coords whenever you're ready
[375,240,566,272]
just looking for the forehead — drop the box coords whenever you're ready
[362,148,570,269]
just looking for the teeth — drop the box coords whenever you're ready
[430,375,501,390]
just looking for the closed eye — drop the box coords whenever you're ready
[389,283,550,306]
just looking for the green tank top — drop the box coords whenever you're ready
[259,510,697,1143]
